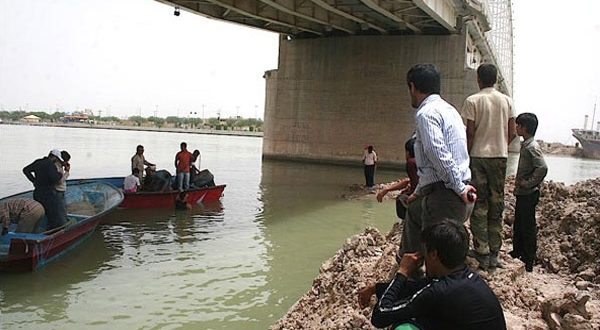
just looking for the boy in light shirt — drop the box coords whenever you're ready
[124,168,141,193]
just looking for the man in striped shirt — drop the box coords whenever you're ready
[1,199,45,234]
[400,64,477,257]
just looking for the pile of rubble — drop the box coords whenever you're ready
[271,179,600,329]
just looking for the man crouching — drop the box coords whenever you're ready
[360,220,506,329]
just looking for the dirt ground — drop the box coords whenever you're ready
[270,178,600,330]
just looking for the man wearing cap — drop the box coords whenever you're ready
[22,149,66,230]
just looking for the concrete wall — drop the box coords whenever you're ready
[263,34,479,167]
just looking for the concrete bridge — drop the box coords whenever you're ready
[158,0,513,167]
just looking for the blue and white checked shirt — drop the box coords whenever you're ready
[413,94,471,196]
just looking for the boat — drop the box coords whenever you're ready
[0,181,123,272]
[572,103,600,159]
[67,177,226,209]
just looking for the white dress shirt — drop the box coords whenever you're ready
[413,94,471,195]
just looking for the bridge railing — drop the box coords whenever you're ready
[482,0,514,94]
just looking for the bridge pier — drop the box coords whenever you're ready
[263,34,479,167]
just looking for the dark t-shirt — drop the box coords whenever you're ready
[22,157,62,189]
[371,267,506,330]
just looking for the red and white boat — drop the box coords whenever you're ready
[68,177,225,209]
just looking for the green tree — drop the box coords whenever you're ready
[148,116,165,128]
[188,118,202,128]
[101,116,121,123]
[206,117,220,127]
[128,116,146,126]
[51,112,65,122]
[9,111,27,121]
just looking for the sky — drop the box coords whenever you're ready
[1,0,599,143]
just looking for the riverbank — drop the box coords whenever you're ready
[0,121,263,137]
[540,141,584,158]
[271,178,600,329]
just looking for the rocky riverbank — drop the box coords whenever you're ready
[270,178,600,329]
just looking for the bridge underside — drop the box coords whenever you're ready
[156,0,512,167]
[263,34,479,167]
[158,0,462,37]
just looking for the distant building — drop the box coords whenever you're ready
[21,115,41,123]
[63,113,89,123]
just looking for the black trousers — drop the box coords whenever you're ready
[513,190,540,266]
[34,188,67,230]
[364,165,375,187]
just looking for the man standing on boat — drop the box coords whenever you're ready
[131,145,155,183]
[53,150,71,229]
[400,64,476,257]
[175,142,193,191]
[460,64,516,270]
[22,149,66,230]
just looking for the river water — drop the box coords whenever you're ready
[1,125,599,329]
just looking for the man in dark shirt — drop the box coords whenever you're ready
[22,150,66,230]
[360,220,506,330]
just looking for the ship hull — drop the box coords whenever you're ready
[572,129,600,159]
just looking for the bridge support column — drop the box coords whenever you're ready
[263,34,479,167]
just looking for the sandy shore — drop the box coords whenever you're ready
[271,178,600,329]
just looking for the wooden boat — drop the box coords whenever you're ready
[0,182,123,272]
[68,177,225,209]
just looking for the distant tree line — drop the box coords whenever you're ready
[0,110,66,122]
[0,110,263,131]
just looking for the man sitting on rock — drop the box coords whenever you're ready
[359,220,506,330]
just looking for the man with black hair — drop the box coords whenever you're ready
[400,64,476,256]
[512,113,547,272]
[360,221,506,329]
[376,137,418,203]
[175,142,193,191]
[131,145,155,183]
[461,63,516,270]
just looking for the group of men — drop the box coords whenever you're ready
[126,142,201,193]
[363,63,548,329]
[1,149,72,235]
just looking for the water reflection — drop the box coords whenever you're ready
[253,160,399,325]
[1,125,599,329]
[0,231,113,328]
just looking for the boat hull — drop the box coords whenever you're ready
[120,185,226,209]
[0,219,98,272]
[68,177,225,209]
[0,182,123,272]
[572,129,600,159]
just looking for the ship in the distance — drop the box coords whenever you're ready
[572,103,600,159]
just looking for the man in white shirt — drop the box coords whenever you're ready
[461,64,516,270]
[363,145,378,188]
[400,64,477,257]
[123,168,141,193]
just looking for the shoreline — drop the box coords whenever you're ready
[0,121,263,138]
[271,178,600,329]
